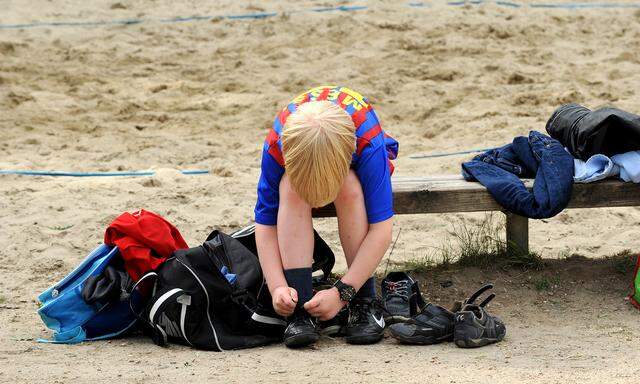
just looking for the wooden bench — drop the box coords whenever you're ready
[313,176,640,253]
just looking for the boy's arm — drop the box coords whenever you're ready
[255,223,298,316]
[342,142,394,289]
[304,218,392,320]
[339,217,392,291]
[255,223,288,294]
[255,140,288,293]
[306,142,394,320]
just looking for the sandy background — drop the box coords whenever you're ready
[2,1,640,383]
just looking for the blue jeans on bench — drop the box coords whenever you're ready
[461,131,574,219]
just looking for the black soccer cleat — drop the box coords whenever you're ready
[453,284,506,348]
[388,303,455,345]
[283,311,319,348]
[318,306,348,337]
[344,297,385,345]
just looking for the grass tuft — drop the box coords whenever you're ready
[533,276,561,291]
[609,250,636,275]
[451,214,543,270]
[398,256,437,274]
[394,213,543,272]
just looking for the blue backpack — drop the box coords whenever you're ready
[37,244,142,343]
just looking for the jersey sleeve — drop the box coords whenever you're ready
[254,147,284,226]
[354,144,394,224]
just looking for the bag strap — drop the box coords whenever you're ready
[148,288,185,324]
[127,271,158,316]
[127,272,170,347]
[229,287,256,315]
[146,288,191,347]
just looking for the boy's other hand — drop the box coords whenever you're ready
[304,288,344,321]
[272,286,298,317]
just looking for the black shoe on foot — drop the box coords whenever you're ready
[388,303,455,345]
[344,297,385,345]
[283,311,319,348]
[318,306,348,337]
[453,284,506,348]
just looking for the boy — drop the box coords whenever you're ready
[254,86,397,348]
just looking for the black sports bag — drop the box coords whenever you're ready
[227,224,335,281]
[140,225,335,351]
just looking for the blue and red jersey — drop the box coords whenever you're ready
[255,86,398,225]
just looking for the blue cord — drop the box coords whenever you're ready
[0,5,367,30]
[2,2,639,31]
[0,169,209,177]
[496,1,521,7]
[409,148,494,159]
[530,2,640,8]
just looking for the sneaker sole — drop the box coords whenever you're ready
[284,332,320,348]
[319,325,343,337]
[389,331,453,345]
[454,335,504,348]
[345,332,384,345]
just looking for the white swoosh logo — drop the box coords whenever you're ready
[373,314,385,328]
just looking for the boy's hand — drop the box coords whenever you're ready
[304,287,345,321]
[272,286,298,317]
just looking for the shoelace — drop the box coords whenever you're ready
[348,301,369,325]
[287,310,316,328]
[348,299,387,325]
[383,280,411,301]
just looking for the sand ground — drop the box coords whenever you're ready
[2,1,640,383]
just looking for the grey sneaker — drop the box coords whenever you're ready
[453,284,506,348]
[388,303,455,345]
[381,272,423,324]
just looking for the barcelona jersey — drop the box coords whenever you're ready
[255,86,398,225]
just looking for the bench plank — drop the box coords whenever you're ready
[313,176,640,217]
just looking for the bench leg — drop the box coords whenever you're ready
[505,213,529,254]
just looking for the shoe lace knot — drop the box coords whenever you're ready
[383,280,410,301]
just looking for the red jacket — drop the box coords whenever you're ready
[104,209,188,281]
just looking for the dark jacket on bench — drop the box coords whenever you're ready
[462,131,574,219]
[546,103,640,161]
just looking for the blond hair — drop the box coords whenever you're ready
[281,100,356,208]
